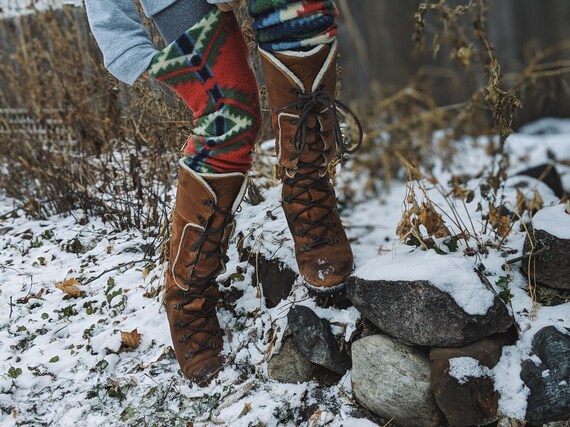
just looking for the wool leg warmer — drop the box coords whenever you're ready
[248,0,338,51]
[148,8,261,174]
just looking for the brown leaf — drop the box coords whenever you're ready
[396,210,414,241]
[516,189,526,213]
[488,205,512,238]
[17,287,45,304]
[418,203,451,238]
[55,278,81,298]
[527,190,543,213]
[120,329,142,350]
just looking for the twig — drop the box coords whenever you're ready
[82,258,153,286]
[504,245,549,266]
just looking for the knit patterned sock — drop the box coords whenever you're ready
[248,0,338,51]
[148,8,261,174]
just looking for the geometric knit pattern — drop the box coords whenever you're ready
[248,0,338,51]
[148,8,261,174]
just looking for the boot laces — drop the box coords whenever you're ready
[175,200,231,358]
[278,86,363,252]
[277,85,363,157]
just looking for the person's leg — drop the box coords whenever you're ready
[150,3,261,174]
[148,2,261,385]
[249,0,362,293]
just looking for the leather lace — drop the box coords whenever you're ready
[277,86,363,252]
[175,200,230,359]
[277,85,363,158]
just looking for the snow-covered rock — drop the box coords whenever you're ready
[430,333,514,426]
[523,204,570,290]
[347,276,513,347]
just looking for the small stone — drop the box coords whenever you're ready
[253,254,296,308]
[523,229,570,290]
[288,305,351,374]
[351,334,444,427]
[520,326,570,424]
[430,333,514,426]
[267,335,315,383]
[347,278,513,347]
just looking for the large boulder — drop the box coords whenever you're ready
[347,277,513,347]
[351,334,444,427]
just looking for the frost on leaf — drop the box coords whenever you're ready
[120,329,142,350]
[55,278,81,298]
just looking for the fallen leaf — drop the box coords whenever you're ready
[17,287,45,304]
[238,402,252,418]
[121,329,142,350]
[55,278,81,298]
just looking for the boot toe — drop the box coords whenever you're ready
[301,254,353,293]
[182,353,224,386]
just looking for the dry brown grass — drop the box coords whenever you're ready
[0,5,188,231]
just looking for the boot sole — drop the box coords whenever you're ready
[303,280,347,296]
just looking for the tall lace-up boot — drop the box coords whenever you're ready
[258,40,362,293]
[164,159,247,385]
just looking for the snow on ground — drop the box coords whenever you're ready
[0,118,569,426]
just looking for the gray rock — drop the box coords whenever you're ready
[544,421,570,427]
[430,333,514,426]
[346,277,513,347]
[351,334,444,427]
[267,335,315,383]
[523,229,570,290]
[520,326,570,424]
[253,254,296,308]
[288,305,351,374]
[516,163,565,199]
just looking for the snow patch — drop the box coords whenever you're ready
[356,249,496,315]
[449,356,491,384]
[532,203,570,239]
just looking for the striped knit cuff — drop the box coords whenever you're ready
[249,0,338,52]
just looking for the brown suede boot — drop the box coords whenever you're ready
[258,40,362,294]
[164,159,247,385]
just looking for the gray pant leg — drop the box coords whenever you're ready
[152,0,214,44]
